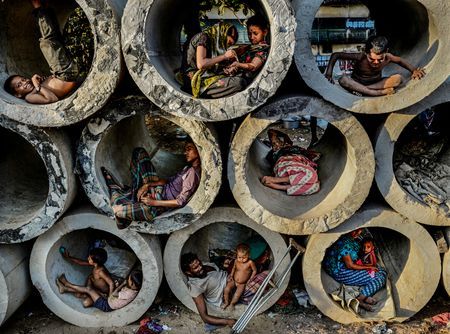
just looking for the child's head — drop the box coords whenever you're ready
[365,36,388,66]
[88,247,108,266]
[128,270,143,290]
[361,237,375,254]
[236,243,250,263]
[246,16,269,45]
[4,75,32,98]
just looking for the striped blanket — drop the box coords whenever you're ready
[273,154,320,196]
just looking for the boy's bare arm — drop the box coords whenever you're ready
[25,75,58,104]
[98,269,115,296]
[62,250,90,266]
[112,280,127,297]
[324,52,362,82]
[387,53,426,79]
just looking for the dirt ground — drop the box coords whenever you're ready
[2,287,449,334]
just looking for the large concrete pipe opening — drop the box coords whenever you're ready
[164,207,290,318]
[30,208,163,327]
[375,80,450,226]
[121,0,295,121]
[0,244,31,326]
[293,0,450,114]
[0,0,125,127]
[77,97,222,234]
[228,95,374,235]
[0,116,76,243]
[303,205,441,323]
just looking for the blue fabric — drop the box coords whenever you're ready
[93,296,112,312]
[332,267,387,297]
[323,235,360,276]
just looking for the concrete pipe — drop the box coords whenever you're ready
[375,79,450,226]
[292,0,450,114]
[30,208,163,328]
[0,0,126,127]
[303,205,441,323]
[164,206,290,318]
[228,95,374,235]
[0,115,76,244]
[121,0,295,122]
[443,228,450,297]
[0,244,31,326]
[77,96,222,234]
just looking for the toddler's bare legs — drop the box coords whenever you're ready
[222,279,235,309]
[229,283,246,311]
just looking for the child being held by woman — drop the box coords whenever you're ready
[356,237,377,278]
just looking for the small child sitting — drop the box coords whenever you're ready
[356,237,377,278]
[57,270,143,312]
[222,243,257,310]
[59,247,114,306]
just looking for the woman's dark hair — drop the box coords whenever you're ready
[88,247,108,266]
[129,270,143,288]
[246,15,269,30]
[365,36,388,54]
[180,252,199,273]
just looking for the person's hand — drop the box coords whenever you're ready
[224,50,238,62]
[137,184,149,201]
[325,72,334,84]
[224,62,239,76]
[225,319,236,327]
[370,266,379,272]
[31,74,44,91]
[411,67,426,80]
[140,195,156,206]
[227,275,234,282]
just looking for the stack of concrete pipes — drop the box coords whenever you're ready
[0,0,449,328]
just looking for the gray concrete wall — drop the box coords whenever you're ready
[121,0,296,121]
[30,207,163,327]
[443,227,450,297]
[375,79,450,226]
[303,205,441,323]
[292,0,450,114]
[0,115,77,243]
[77,96,222,234]
[0,0,126,127]
[164,206,291,318]
[228,95,374,235]
[0,244,31,326]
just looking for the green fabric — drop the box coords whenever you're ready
[191,22,233,98]
[245,235,267,260]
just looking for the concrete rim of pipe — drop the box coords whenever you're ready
[30,208,163,328]
[0,0,123,127]
[0,244,31,326]
[121,0,295,122]
[0,115,76,244]
[303,205,441,323]
[77,96,222,234]
[374,79,450,226]
[443,250,450,298]
[228,95,374,235]
[292,0,450,114]
[164,206,291,318]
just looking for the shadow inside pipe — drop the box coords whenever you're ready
[48,228,141,314]
[246,122,349,219]
[0,127,48,226]
[0,0,93,104]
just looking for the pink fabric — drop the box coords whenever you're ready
[431,312,450,326]
[108,287,138,310]
[273,155,320,196]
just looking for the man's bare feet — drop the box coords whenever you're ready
[380,87,395,95]
[58,273,68,286]
[221,302,229,310]
[358,300,374,312]
[228,304,235,311]
[56,276,66,294]
[363,296,378,305]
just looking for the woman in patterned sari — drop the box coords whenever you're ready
[261,129,321,196]
[323,229,387,312]
[181,22,246,98]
